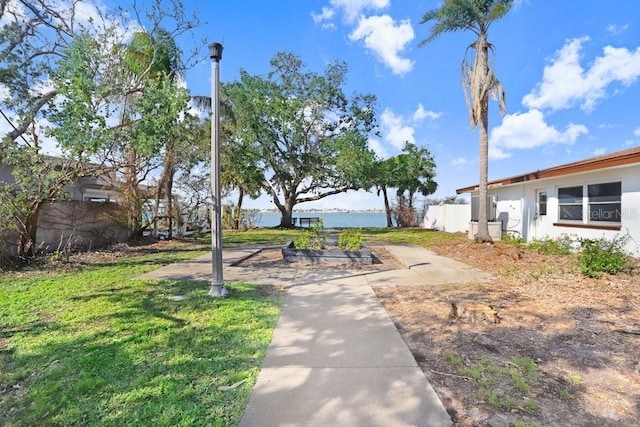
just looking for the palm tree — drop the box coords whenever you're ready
[419,0,513,242]
[123,29,184,238]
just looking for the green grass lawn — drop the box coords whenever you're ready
[1,228,461,426]
[0,241,284,426]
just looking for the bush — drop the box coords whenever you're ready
[294,219,326,249]
[502,233,525,246]
[529,238,571,256]
[578,234,632,277]
[338,228,363,251]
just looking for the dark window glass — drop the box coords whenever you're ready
[560,205,583,221]
[539,191,547,216]
[588,182,621,203]
[558,186,583,221]
[589,203,621,222]
[588,182,621,223]
[558,186,583,203]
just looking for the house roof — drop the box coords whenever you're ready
[456,146,640,194]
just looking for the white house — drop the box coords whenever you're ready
[456,146,640,255]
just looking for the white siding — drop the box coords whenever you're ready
[489,165,640,255]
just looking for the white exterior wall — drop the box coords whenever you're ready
[490,165,640,255]
[422,204,471,233]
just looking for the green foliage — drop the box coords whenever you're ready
[222,229,303,246]
[460,356,539,411]
[294,219,326,249]
[338,228,363,251]
[226,52,378,226]
[578,234,632,277]
[529,238,571,255]
[374,143,438,227]
[502,233,525,246]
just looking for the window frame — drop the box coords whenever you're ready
[555,181,622,227]
[557,185,583,222]
[587,181,621,224]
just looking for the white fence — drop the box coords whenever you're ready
[422,204,471,233]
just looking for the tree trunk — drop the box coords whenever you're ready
[234,188,244,230]
[124,147,141,238]
[474,38,492,243]
[167,172,174,239]
[382,185,393,228]
[20,203,41,258]
[278,196,296,228]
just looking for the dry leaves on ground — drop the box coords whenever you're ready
[375,240,640,427]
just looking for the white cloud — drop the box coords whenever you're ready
[378,104,440,151]
[413,103,441,121]
[381,108,415,149]
[329,0,389,22]
[523,37,640,112]
[634,127,640,137]
[349,15,414,76]
[451,157,470,166]
[312,6,335,23]
[591,147,607,156]
[368,137,388,159]
[489,109,588,159]
[607,24,629,36]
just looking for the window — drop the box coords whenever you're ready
[558,186,583,221]
[538,191,547,216]
[471,195,496,222]
[588,182,621,223]
[557,181,622,225]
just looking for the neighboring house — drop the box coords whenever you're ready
[1,161,128,255]
[456,146,640,255]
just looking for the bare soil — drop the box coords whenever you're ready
[374,240,640,427]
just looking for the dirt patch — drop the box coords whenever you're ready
[375,240,640,426]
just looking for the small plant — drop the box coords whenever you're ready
[503,233,525,246]
[49,250,66,263]
[529,237,571,255]
[338,228,363,251]
[578,234,632,277]
[484,389,502,408]
[560,388,573,400]
[294,219,326,249]
[568,373,583,385]
[500,265,519,277]
[514,419,541,427]
[443,351,463,367]
[512,357,538,380]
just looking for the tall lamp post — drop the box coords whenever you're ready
[208,42,227,297]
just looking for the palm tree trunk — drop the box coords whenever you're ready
[474,37,492,243]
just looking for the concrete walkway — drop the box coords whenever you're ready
[140,244,491,426]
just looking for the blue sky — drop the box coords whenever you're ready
[7,0,640,211]
[179,0,640,210]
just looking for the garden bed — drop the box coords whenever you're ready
[281,241,372,264]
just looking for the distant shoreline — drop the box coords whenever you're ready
[254,209,385,213]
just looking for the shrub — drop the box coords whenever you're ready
[338,228,363,251]
[529,237,571,255]
[578,234,632,277]
[294,219,326,249]
[502,233,525,246]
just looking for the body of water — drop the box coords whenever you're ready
[255,211,388,228]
